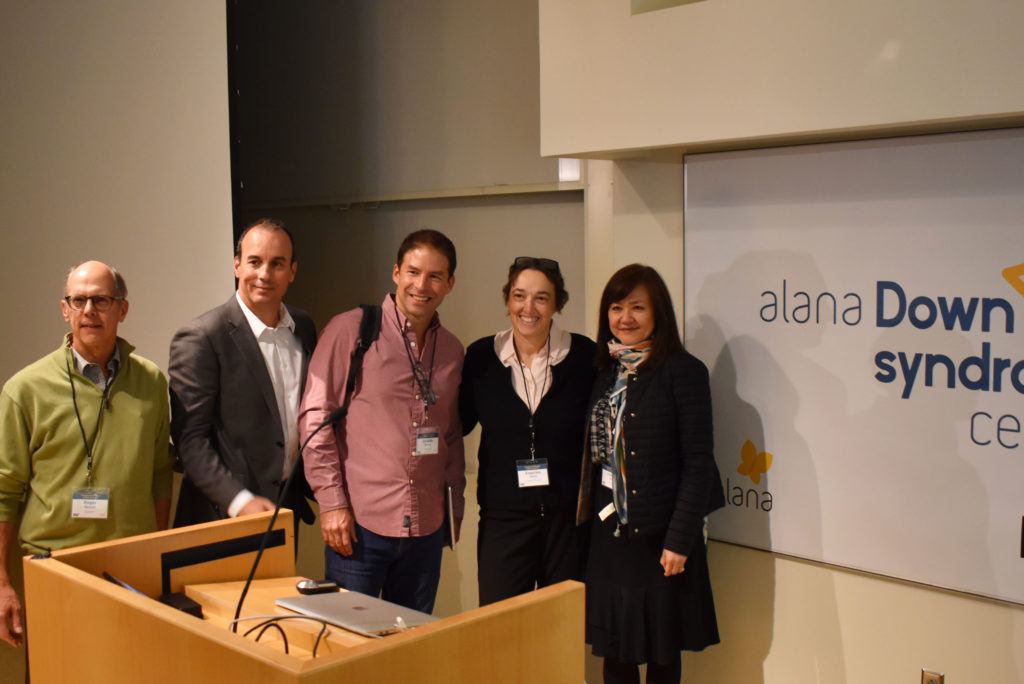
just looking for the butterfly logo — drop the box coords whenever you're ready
[737,439,772,485]
[1003,262,1024,299]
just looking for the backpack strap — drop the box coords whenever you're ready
[344,304,382,399]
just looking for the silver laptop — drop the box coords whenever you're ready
[276,591,439,638]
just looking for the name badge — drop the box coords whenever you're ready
[72,487,110,519]
[416,426,440,455]
[516,459,549,488]
[601,466,614,490]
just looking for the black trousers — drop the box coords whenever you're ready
[476,507,587,606]
[603,656,681,684]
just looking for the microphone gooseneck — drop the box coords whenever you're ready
[231,407,347,631]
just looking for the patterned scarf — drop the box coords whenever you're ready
[589,338,652,530]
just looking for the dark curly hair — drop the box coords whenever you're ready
[501,257,568,312]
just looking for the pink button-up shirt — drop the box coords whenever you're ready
[299,295,465,537]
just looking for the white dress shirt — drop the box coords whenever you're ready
[493,320,571,414]
[228,291,305,516]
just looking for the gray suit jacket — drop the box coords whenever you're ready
[170,295,317,527]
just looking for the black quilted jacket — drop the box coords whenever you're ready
[577,349,725,556]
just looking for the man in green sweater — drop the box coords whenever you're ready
[0,261,174,654]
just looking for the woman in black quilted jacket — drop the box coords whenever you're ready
[577,264,725,684]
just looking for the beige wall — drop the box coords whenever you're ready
[0,2,233,679]
[539,0,1024,157]
[691,543,1024,683]
[0,2,234,378]
[541,2,1024,682]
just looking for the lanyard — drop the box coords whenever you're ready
[66,357,115,487]
[394,299,439,417]
[513,329,551,461]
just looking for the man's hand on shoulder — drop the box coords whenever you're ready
[0,582,24,647]
[237,496,276,517]
[320,508,356,556]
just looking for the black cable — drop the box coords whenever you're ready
[234,615,331,658]
[248,621,289,654]
[231,406,347,631]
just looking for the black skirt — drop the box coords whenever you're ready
[585,486,720,664]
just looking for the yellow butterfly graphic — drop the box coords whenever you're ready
[1003,262,1024,298]
[737,439,773,485]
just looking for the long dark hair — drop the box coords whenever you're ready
[595,264,683,369]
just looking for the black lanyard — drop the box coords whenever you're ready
[393,299,439,416]
[513,328,551,461]
[66,356,115,487]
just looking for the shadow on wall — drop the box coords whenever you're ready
[685,314,776,684]
[683,250,850,683]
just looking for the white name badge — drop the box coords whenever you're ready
[516,459,550,488]
[416,426,440,455]
[71,487,110,519]
[601,466,614,490]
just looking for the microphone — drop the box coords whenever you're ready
[231,406,347,630]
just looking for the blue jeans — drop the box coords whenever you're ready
[324,523,444,613]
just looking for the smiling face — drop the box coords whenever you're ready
[392,245,454,328]
[608,285,655,346]
[507,268,556,344]
[233,225,296,325]
[61,261,129,364]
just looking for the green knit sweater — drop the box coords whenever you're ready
[0,336,173,554]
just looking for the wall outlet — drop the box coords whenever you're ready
[922,669,944,684]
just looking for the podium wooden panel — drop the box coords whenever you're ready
[23,512,584,683]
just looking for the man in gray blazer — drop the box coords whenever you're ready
[171,218,317,528]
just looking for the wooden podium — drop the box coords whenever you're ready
[23,512,584,683]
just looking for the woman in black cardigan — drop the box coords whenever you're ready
[460,257,595,606]
[578,264,724,684]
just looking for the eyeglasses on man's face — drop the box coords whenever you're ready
[63,295,123,312]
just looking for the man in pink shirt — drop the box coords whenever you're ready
[299,229,465,613]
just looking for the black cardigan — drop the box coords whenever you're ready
[577,349,725,555]
[460,333,596,514]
